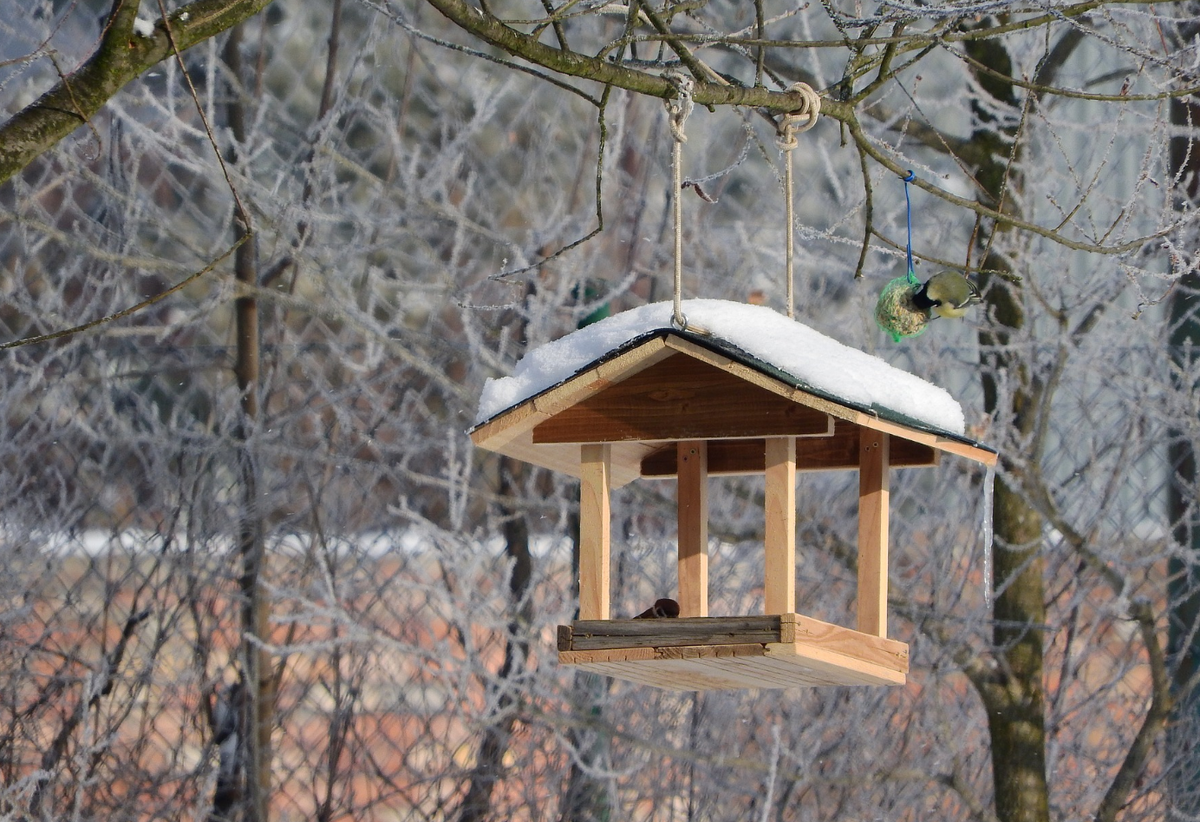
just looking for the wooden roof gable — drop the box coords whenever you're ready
[469,330,996,487]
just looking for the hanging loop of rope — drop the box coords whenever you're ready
[776,83,821,319]
[775,82,821,150]
[664,69,694,331]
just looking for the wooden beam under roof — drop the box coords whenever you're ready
[638,423,938,477]
[852,412,998,467]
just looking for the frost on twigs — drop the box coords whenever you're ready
[875,276,929,342]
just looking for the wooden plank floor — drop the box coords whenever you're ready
[558,613,908,691]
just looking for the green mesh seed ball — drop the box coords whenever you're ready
[875,276,930,342]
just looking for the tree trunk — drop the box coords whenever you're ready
[1167,89,1200,819]
[457,457,533,822]
[965,24,1051,822]
[979,475,1049,822]
[225,24,273,822]
[975,253,1050,822]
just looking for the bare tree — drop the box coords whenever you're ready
[2,0,1199,821]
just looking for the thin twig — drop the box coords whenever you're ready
[47,51,102,159]
[0,238,247,350]
[540,0,569,50]
[854,143,874,279]
[155,0,252,231]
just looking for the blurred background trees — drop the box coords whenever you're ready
[0,0,1197,820]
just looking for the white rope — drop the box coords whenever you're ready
[775,83,821,320]
[783,143,795,319]
[664,70,694,331]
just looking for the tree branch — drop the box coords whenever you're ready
[842,109,1171,255]
[418,0,1182,260]
[420,0,849,115]
[955,41,1200,104]
[1094,600,1173,822]
[634,0,729,86]
[0,0,275,186]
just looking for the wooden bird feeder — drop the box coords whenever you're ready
[470,309,996,691]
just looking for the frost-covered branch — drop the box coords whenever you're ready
[0,0,274,185]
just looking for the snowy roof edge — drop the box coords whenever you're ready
[468,329,666,433]
[468,327,996,454]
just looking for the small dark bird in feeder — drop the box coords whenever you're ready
[634,598,681,619]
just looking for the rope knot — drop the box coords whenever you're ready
[775,82,821,151]
[663,69,695,144]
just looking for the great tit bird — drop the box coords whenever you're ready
[633,598,680,619]
[911,271,983,319]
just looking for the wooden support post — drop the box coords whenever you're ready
[857,430,890,637]
[580,444,611,621]
[764,437,797,615]
[677,441,709,618]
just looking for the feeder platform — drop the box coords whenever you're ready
[558,613,908,690]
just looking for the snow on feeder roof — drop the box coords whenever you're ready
[477,300,967,435]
